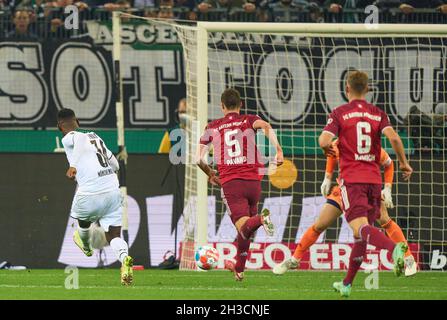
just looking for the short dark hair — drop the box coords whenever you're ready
[13,7,32,18]
[117,0,130,6]
[57,108,76,121]
[347,70,369,95]
[221,88,241,110]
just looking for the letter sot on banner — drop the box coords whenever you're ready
[0,44,47,124]
[51,43,111,124]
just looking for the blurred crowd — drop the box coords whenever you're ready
[1,0,447,38]
[404,104,447,155]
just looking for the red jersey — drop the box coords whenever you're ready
[199,112,264,185]
[323,99,392,185]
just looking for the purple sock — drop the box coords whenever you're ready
[235,234,250,273]
[360,224,395,252]
[240,215,262,239]
[343,239,367,286]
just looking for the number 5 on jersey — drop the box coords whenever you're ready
[225,129,242,157]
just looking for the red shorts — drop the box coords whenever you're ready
[339,180,381,225]
[221,179,261,225]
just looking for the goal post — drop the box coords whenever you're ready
[179,21,447,271]
[196,25,210,249]
[112,11,129,243]
[112,14,447,271]
[195,22,447,34]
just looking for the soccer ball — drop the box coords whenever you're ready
[195,246,219,270]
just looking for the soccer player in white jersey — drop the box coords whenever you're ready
[57,108,133,286]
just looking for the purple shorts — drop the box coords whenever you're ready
[339,180,381,225]
[221,179,261,225]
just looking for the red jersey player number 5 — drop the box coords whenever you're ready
[196,88,283,282]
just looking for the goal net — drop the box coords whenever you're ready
[116,15,447,271]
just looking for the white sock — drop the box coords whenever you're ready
[78,227,90,248]
[110,237,129,263]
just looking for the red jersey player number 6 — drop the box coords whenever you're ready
[319,71,413,297]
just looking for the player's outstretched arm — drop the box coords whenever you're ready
[253,119,284,165]
[321,156,336,196]
[382,127,413,181]
[103,141,120,172]
[318,131,336,157]
[66,167,77,180]
[108,154,120,172]
[381,151,395,208]
[196,144,220,186]
[64,133,88,180]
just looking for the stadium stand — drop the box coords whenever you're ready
[1,1,447,39]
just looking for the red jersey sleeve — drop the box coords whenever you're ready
[379,111,392,133]
[246,114,262,130]
[323,110,340,137]
[199,124,213,146]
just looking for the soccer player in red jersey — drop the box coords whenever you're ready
[273,141,417,276]
[197,88,284,281]
[319,71,413,297]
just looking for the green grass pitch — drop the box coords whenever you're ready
[1,269,446,300]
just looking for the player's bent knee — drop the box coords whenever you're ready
[313,224,325,233]
[313,215,328,232]
[313,220,328,233]
[315,204,342,232]
[351,226,364,239]
[349,217,369,238]
[378,207,391,225]
[234,216,250,233]
[105,226,121,243]
[377,215,391,226]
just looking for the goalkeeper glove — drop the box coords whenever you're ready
[208,170,221,186]
[382,184,394,208]
[320,176,332,197]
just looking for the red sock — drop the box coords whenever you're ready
[240,215,262,239]
[343,239,367,286]
[235,234,250,273]
[360,224,395,252]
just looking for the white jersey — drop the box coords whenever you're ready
[62,131,120,195]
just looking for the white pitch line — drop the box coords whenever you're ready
[1,274,277,278]
[2,273,442,279]
[1,284,446,294]
[1,270,445,277]
[0,285,248,291]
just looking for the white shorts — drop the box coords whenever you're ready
[70,189,123,232]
